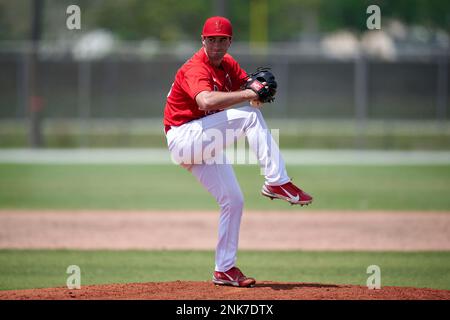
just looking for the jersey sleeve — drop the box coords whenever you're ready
[182,66,213,100]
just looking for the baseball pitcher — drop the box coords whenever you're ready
[163,16,313,287]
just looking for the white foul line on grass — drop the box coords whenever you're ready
[0,148,449,165]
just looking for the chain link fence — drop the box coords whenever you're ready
[0,42,449,148]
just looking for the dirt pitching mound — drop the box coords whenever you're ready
[1,281,449,300]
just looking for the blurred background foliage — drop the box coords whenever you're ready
[0,0,449,42]
[0,1,448,149]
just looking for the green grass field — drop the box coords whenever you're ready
[1,164,450,211]
[1,163,449,291]
[1,250,449,291]
[1,119,449,149]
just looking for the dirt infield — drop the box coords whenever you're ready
[1,210,449,300]
[1,210,449,250]
[1,281,449,300]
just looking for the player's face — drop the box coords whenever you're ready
[202,36,232,64]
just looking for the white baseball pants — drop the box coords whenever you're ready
[165,106,290,272]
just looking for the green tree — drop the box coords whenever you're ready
[0,0,448,42]
[93,0,212,41]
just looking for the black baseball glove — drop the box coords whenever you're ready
[244,67,277,103]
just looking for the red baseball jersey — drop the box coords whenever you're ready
[163,48,248,127]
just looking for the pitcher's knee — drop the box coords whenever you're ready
[239,105,261,117]
[220,190,244,212]
[236,106,262,128]
[231,191,244,210]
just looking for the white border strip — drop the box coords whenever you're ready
[0,149,449,165]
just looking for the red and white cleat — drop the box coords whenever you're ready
[213,267,256,288]
[261,181,313,206]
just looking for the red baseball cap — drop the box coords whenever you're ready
[202,16,233,37]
